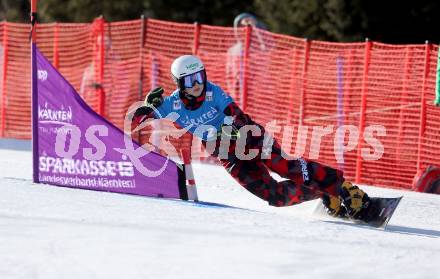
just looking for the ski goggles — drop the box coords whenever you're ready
[180,70,206,89]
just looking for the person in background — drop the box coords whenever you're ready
[226,13,268,107]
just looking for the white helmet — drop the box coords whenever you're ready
[171,55,206,91]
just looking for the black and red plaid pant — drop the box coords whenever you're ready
[203,127,344,207]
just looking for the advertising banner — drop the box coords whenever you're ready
[33,45,187,200]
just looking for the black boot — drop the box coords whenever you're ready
[322,194,347,218]
[339,181,371,220]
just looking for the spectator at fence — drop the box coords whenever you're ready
[226,13,271,107]
[79,31,130,122]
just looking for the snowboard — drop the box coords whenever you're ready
[315,196,403,229]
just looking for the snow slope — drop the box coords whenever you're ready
[0,146,439,279]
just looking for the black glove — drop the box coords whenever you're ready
[145,87,164,108]
[133,87,164,118]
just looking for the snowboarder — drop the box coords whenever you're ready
[132,55,372,221]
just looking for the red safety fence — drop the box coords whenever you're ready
[0,18,439,190]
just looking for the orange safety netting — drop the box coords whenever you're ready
[0,18,439,190]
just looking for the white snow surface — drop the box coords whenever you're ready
[0,147,439,279]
